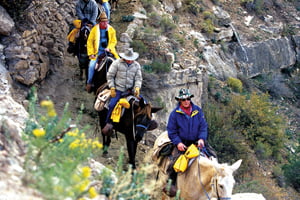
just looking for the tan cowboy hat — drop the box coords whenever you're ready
[175,88,194,100]
[119,48,139,61]
[98,11,108,22]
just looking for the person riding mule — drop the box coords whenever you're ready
[163,88,211,195]
[76,0,99,26]
[67,18,91,80]
[101,48,142,136]
[152,131,239,199]
[86,11,119,92]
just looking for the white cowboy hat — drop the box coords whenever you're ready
[119,48,139,61]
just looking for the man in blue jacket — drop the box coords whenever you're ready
[76,0,99,26]
[167,88,208,151]
[164,88,208,196]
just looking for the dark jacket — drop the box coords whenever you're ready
[167,102,208,146]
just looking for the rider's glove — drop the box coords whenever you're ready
[110,87,116,98]
[134,87,140,97]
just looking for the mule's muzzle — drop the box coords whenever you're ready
[147,120,158,131]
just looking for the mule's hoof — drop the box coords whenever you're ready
[163,184,177,197]
[102,123,113,136]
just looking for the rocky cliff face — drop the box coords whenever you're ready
[0,0,299,199]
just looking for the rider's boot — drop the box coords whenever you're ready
[86,84,92,93]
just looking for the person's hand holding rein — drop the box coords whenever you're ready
[177,142,186,152]
[197,139,205,149]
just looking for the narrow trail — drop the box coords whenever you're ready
[37,0,152,169]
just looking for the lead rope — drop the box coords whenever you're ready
[132,98,136,141]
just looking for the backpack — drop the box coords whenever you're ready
[94,89,111,111]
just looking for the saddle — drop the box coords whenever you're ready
[95,53,115,72]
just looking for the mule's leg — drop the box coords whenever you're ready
[125,135,137,169]
[98,110,111,155]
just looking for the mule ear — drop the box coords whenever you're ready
[151,106,163,113]
[139,97,146,108]
[230,159,242,172]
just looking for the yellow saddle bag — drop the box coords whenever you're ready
[173,154,188,173]
[185,144,199,159]
[173,144,199,173]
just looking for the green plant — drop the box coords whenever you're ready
[281,24,296,36]
[203,11,214,20]
[172,33,185,45]
[151,59,171,73]
[23,88,159,199]
[201,19,215,35]
[140,0,160,12]
[160,15,176,33]
[282,137,300,191]
[131,40,148,56]
[227,77,243,93]
[229,92,286,159]
[23,88,103,199]
[234,179,268,194]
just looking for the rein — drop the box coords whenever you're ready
[131,98,137,141]
[197,156,212,200]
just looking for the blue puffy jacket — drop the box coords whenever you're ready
[167,102,208,145]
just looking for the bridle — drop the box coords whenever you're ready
[197,156,232,200]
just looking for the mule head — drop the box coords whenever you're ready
[211,159,242,200]
[134,97,163,142]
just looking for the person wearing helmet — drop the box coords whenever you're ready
[76,0,99,26]
[86,12,119,92]
[164,88,208,197]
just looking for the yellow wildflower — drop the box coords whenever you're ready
[40,100,54,108]
[88,187,98,198]
[81,166,91,178]
[78,179,90,192]
[69,139,80,149]
[92,141,103,149]
[32,128,46,137]
[67,130,78,137]
[47,109,57,117]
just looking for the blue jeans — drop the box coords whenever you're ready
[106,90,122,123]
[87,59,97,84]
[102,2,110,20]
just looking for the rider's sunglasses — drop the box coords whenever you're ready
[180,98,191,101]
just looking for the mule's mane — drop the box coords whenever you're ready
[135,102,152,119]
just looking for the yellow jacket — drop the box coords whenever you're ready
[87,24,119,60]
[67,20,82,43]
[111,98,130,123]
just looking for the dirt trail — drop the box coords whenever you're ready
[37,0,151,169]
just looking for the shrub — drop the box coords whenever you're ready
[227,77,243,93]
[229,92,286,159]
[23,87,158,199]
[151,59,171,73]
[282,137,300,191]
[160,15,176,33]
[140,0,159,12]
[202,19,215,35]
[23,88,103,199]
[131,40,148,56]
[283,159,300,191]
